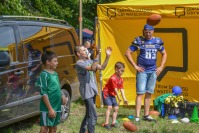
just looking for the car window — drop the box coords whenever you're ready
[47,27,76,76]
[0,26,21,106]
[19,26,51,98]
[19,26,42,40]
[49,27,75,56]
[0,27,15,48]
[0,26,16,62]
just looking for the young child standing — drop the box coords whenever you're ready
[75,45,112,133]
[102,62,128,130]
[36,51,66,133]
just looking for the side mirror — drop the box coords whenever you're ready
[0,51,10,67]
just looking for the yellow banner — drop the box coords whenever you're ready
[96,0,199,106]
[98,2,199,20]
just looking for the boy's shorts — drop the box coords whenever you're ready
[102,92,118,106]
[136,71,157,94]
[40,112,61,127]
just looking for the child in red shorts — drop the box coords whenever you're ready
[102,61,128,130]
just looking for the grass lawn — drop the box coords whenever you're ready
[1,98,199,133]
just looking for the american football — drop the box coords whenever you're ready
[123,121,137,132]
[149,110,160,116]
[147,14,161,26]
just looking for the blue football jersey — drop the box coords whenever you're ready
[129,36,164,72]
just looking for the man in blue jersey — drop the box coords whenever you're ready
[125,24,167,122]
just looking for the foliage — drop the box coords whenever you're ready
[0,0,123,30]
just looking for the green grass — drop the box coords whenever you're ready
[1,98,199,133]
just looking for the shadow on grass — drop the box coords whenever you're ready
[0,115,40,133]
[97,113,133,119]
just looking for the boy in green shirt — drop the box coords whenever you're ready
[36,51,66,133]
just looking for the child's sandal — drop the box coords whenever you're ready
[102,123,111,130]
[111,123,117,128]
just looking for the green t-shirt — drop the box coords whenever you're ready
[36,70,62,112]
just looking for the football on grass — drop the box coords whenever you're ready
[146,14,161,26]
[123,121,137,132]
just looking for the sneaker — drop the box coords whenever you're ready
[143,115,157,122]
[102,124,111,130]
[111,123,117,128]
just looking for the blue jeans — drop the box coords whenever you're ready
[79,95,97,133]
[136,71,157,94]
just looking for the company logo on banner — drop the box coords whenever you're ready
[106,7,153,19]
[175,6,199,17]
[155,84,189,97]
[104,6,199,19]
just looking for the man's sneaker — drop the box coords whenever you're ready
[143,115,157,122]
[111,123,117,128]
[102,124,111,130]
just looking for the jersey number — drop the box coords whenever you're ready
[145,49,157,59]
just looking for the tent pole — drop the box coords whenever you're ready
[79,0,83,45]
[95,17,103,108]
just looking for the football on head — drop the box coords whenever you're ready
[146,14,161,26]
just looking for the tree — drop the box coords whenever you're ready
[0,0,123,29]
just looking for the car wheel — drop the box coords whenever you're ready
[61,89,71,122]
